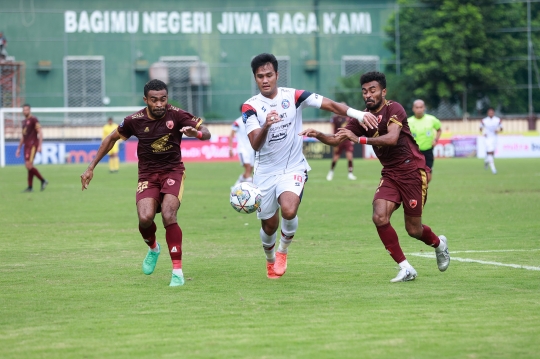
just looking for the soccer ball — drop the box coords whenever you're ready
[230,182,262,214]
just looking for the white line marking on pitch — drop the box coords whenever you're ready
[449,249,540,254]
[409,252,540,271]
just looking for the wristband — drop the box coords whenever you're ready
[346,108,366,123]
[196,131,203,139]
[359,137,368,145]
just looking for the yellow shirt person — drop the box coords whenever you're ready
[102,118,120,172]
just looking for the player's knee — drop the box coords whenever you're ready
[372,213,388,226]
[405,225,422,238]
[138,213,154,227]
[281,208,297,220]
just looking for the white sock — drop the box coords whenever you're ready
[488,155,496,173]
[398,259,411,269]
[260,228,277,262]
[150,242,160,253]
[172,268,183,276]
[278,216,298,254]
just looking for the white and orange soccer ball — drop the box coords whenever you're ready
[230,182,262,214]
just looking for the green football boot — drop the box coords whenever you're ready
[169,273,185,287]
[142,243,160,275]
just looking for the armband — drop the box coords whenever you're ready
[359,137,368,145]
[347,108,366,123]
[196,131,203,139]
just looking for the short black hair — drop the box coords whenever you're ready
[360,72,387,89]
[144,79,168,97]
[251,53,278,75]
[22,103,31,108]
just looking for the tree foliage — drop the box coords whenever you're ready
[385,0,540,114]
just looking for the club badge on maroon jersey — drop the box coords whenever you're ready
[167,178,175,186]
[409,199,417,208]
[166,120,174,129]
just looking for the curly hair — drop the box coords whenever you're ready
[360,72,386,89]
[144,79,168,97]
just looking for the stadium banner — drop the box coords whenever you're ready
[477,135,540,158]
[451,136,477,158]
[302,137,362,160]
[125,136,235,162]
[364,137,477,159]
[4,141,125,165]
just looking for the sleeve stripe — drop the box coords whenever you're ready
[388,116,403,128]
[195,117,203,130]
[295,90,312,109]
[241,104,257,124]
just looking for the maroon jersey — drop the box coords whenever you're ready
[345,100,426,174]
[117,104,203,176]
[22,116,41,146]
[331,114,352,134]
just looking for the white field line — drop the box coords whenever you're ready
[449,249,540,254]
[409,252,540,271]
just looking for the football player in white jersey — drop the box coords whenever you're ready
[229,105,255,188]
[242,53,378,279]
[480,108,502,174]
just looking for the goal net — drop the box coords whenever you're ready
[0,106,142,167]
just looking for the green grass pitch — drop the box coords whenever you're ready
[1,157,539,358]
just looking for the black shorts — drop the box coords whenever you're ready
[421,148,434,170]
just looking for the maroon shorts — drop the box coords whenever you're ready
[335,140,354,156]
[24,144,37,162]
[373,169,428,217]
[136,171,186,213]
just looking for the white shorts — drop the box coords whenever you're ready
[237,148,255,166]
[484,136,497,153]
[254,170,308,220]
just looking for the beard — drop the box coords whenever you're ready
[365,99,381,111]
[149,106,166,119]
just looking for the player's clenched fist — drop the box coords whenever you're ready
[264,110,282,128]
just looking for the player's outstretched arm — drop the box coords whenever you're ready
[180,125,211,140]
[80,130,121,191]
[247,110,282,151]
[319,98,378,130]
[342,121,401,147]
[299,128,344,146]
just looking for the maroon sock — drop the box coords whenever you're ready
[27,170,33,188]
[348,160,353,172]
[376,223,406,264]
[139,221,157,247]
[165,223,183,261]
[331,161,337,170]
[418,224,441,248]
[31,168,44,181]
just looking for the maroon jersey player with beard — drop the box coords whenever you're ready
[80,79,211,287]
[301,72,450,283]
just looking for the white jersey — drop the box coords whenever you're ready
[242,87,323,176]
[481,116,502,138]
[231,116,251,153]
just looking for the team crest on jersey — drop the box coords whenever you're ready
[166,120,174,129]
[281,99,290,109]
[144,127,149,132]
[409,199,418,208]
[167,178,175,186]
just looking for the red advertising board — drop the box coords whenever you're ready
[124,136,238,163]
